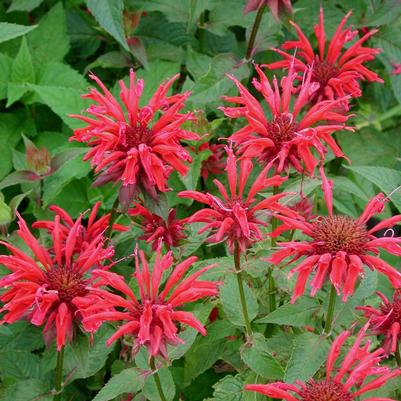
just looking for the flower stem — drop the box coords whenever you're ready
[246,4,267,59]
[324,284,337,335]
[395,342,401,368]
[54,346,64,401]
[150,357,167,401]
[105,197,120,245]
[234,242,253,336]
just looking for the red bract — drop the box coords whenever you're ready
[267,8,383,103]
[244,0,292,21]
[0,213,113,351]
[269,169,401,302]
[220,64,352,175]
[179,147,296,253]
[70,70,198,207]
[33,202,127,254]
[199,143,225,181]
[128,204,185,250]
[357,290,401,354]
[246,323,401,401]
[79,247,219,359]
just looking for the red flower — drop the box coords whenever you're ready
[0,213,113,350]
[220,64,352,175]
[70,70,198,207]
[179,147,297,253]
[357,290,401,354]
[78,247,219,359]
[244,0,292,21]
[268,168,401,302]
[267,8,383,103]
[128,204,185,250]
[33,202,128,254]
[390,63,401,75]
[199,143,225,181]
[246,323,401,401]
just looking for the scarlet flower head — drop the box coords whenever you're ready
[267,8,383,104]
[70,70,198,208]
[179,147,297,253]
[357,290,401,355]
[79,247,219,359]
[246,323,401,401]
[0,213,113,351]
[269,168,401,302]
[33,202,128,254]
[199,143,226,181]
[128,204,185,250]
[220,64,352,175]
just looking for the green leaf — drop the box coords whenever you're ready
[206,375,244,401]
[27,3,70,66]
[42,149,89,207]
[143,367,176,401]
[1,379,51,401]
[345,165,401,212]
[86,0,129,50]
[256,297,322,327]
[0,170,40,189]
[0,22,37,43]
[0,321,44,352]
[0,54,12,99]
[220,274,258,328]
[63,324,115,381]
[284,332,330,383]
[0,350,43,380]
[92,368,144,401]
[38,62,87,90]
[7,0,44,13]
[240,333,284,380]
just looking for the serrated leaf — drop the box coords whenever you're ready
[38,62,87,90]
[0,321,44,352]
[0,22,37,43]
[7,0,44,13]
[0,170,40,189]
[256,297,322,327]
[86,0,129,50]
[220,274,258,328]
[63,324,115,382]
[207,375,244,401]
[143,367,176,401]
[284,332,330,383]
[0,350,43,380]
[1,379,51,401]
[92,368,144,401]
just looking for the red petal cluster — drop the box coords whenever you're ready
[246,323,401,401]
[77,247,219,358]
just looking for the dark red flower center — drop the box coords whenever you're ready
[311,215,369,255]
[312,60,340,90]
[122,125,153,149]
[298,379,354,401]
[267,113,298,147]
[45,267,88,303]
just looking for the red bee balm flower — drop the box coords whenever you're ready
[244,0,292,21]
[269,169,401,302]
[70,70,198,207]
[357,290,401,354]
[79,248,219,358]
[267,8,383,103]
[199,143,225,181]
[179,147,297,253]
[33,202,127,253]
[0,214,113,350]
[220,65,352,174]
[129,204,185,250]
[246,323,401,401]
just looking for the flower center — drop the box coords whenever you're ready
[45,267,88,303]
[266,113,298,147]
[299,379,354,401]
[311,215,369,255]
[312,60,340,90]
[380,291,401,328]
[122,125,153,149]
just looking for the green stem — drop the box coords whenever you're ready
[324,284,337,335]
[105,197,120,245]
[150,357,167,401]
[54,346,64,401]
[246,4,267,59]
[395,342,401,368]
[234,242,253,336]
[356,104,401,130]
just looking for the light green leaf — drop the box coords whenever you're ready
[143,367,176,401]
[86,0,129,50]
[206,375,244,401]
[0,53,12,99]
[0,22,37,43]
[92,368,144,401]
[7,0,44,13]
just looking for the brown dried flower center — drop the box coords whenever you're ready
[312,215,369,255]
[299,379,354,401]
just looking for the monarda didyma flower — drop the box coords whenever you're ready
[70,70,198,207]
[246,323,401,401]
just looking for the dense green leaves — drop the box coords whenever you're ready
[0,22,37,43]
